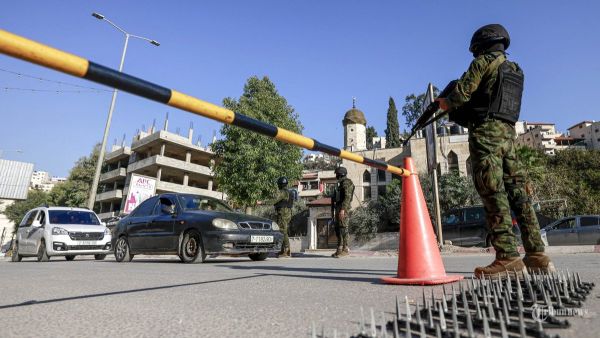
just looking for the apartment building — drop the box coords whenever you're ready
[515,122,563,155]
[568,120,600,150]
[94,123,223,220]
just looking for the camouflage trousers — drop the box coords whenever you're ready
[275,208,292,253]
[334,207,349,248]
[469,119,546,259]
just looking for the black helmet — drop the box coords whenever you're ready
[334,166,347,178]
[469,24,510,55]
[277,176,288,188]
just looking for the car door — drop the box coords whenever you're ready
[28,209,47,253]
[576,216,600,245]
[126,196,159,251]
[460,207,487,246]
[146,195,178,251]
[17,210,38,254]
[442,209,463,245]
[545,218,578,245]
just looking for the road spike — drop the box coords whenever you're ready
[380,311,388,338]
[422,289,427,310]
[405,295,412,321]
[311,321,316,338]
[435,324,442,338]
[487,296,496,322]
[431,289,435,312]
[438,301,447,331]
[451,298,459,338]
[499,312,508,338]
[393,314,400,338]
[464,298,474,338]
[370,307,377,338]
[482,309,491,338]
[451,287,457,314]
[506,271,513,295]
[333,328,337,338]
[493,281,501,308]
[427,301,434,330]
[405,312,412,338]
[419,321,426,338]
[415,300,422,326]
[518,302,526,338]
[515,270,524,302]
[396,296,401,321]
[321,325,325,338]
[501,297,511,325]
[360,306,366,335]
[475,291,483,320]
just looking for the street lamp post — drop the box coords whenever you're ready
[87,12,160,210]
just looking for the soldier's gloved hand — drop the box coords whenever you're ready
[338,209,346,220]
[435,98,450,111]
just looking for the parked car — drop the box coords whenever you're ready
[540,215,600,246]
[12,206,112,262]
[111,193,283,263]
[442,206,521,247]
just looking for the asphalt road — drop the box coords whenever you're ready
[0,253,598,338]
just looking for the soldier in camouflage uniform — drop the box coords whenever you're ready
[269,177,292,258]
[436,24,555,278]
[332,166,354,258]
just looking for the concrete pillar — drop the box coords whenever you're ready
[208,180,213,191]
[183,173,189,186]
[157,167,162,182]
[188,123,193,141]
[186,151,191,163]
[113,181,117,190]
[160,143,166,156]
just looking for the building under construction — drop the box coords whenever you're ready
[94,117,223,220]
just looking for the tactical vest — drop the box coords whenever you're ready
[449,54,524,127]
[333,178,353,207]
[275,189,295,209]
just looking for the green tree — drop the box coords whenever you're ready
[4,190,48,234]
[348,200,381,242]
[385,97,401,148]
[366,126,378,150]
[49,144,99,208]
[401,86,440,131]
[211,76,304,210]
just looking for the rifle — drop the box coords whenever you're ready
[402,80,457,146]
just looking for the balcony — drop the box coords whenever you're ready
[104,147,131,163]
[155,181,224,199]
[128,155,213,177]
[95,189,123,202]
[99,167,127,183]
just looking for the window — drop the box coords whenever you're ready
[465,208,484,222]
[378,185,387,197]
[20,210,38,227]
[130,197,159,217]
[309,181,319,190]
[154,196,178,215]
[363,187,371,200]
[363,170,371,184]
[580,216,600,227]
[48,211,101,225]
[377,169,386,183]
[178,194,232,212]
[443,210,463,225]
[448,151,459,173]
[555,218,576,230]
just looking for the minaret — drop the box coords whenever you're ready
[343,97,367,151]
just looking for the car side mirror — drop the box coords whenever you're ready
[101,222,107,226]
[31,220,42,227]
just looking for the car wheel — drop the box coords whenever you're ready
[180,231,206,263]
[248,253,268,261]
[114,237,134,262]
[37,241,50,262]
[65,255,76,261]
[11,242,22,262]
[94,254,107,261]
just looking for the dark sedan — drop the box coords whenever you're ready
[112,193,283,263]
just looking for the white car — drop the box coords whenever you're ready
[12,206,112,262]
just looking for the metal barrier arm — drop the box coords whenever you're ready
[0,29,410,176]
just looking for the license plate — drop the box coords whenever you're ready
[78,241,97,246]
[250,235,273,243]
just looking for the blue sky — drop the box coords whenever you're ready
[1,1,598,177]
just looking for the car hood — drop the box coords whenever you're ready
[50,224,107,233]
[185,210,273,223]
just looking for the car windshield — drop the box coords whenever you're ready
[178,195,232,212]
[49,210,101,225]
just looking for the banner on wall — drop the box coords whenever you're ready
[123,174,157,213]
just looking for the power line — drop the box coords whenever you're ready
[1,86,109,94]
[0,67,112,92]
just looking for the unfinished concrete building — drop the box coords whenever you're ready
[94,117,223,220]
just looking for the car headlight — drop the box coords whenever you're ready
[212,218,238,230]
[52,227,69,235]
[271,222,280,231]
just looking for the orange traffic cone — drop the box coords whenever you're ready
[381,157,463,285]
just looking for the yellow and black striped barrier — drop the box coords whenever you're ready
[0,29,410,176]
